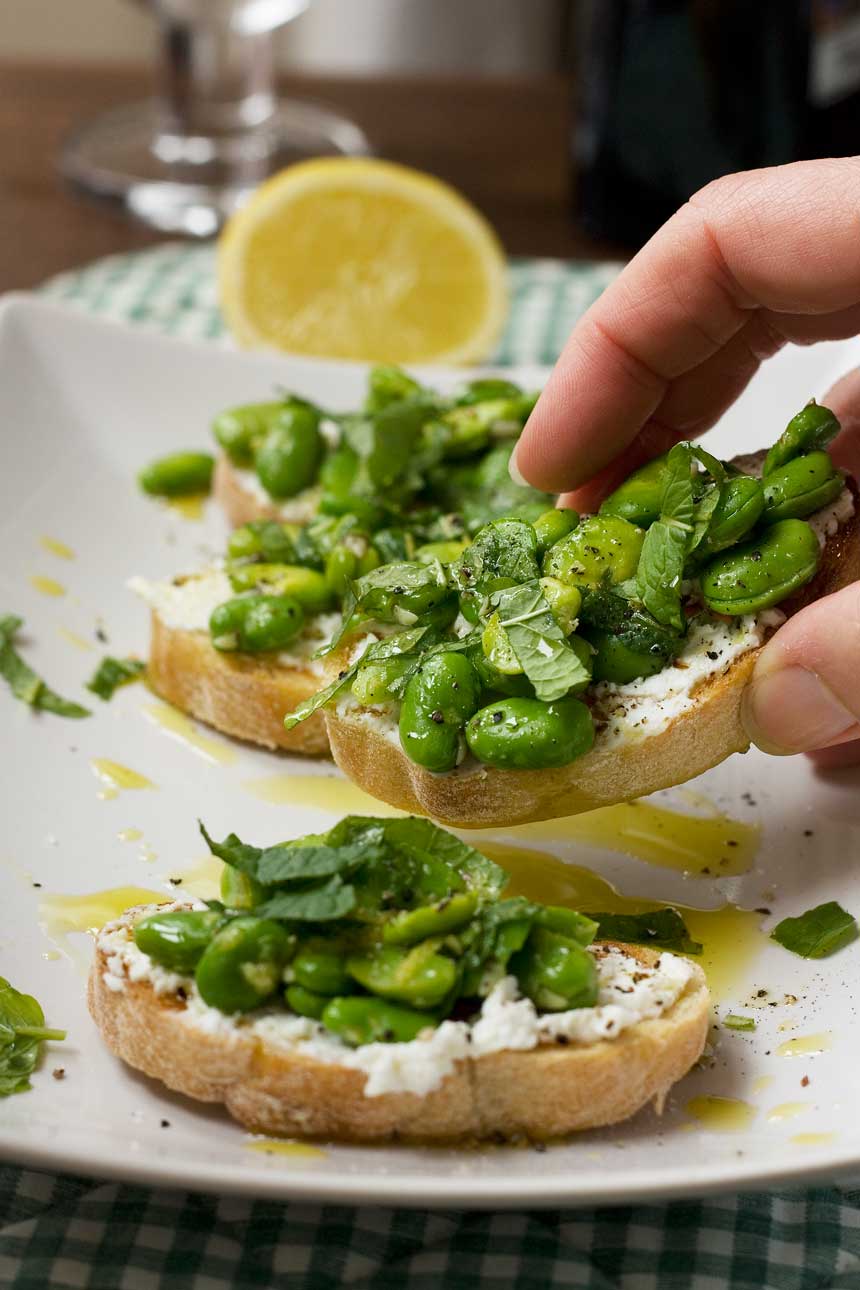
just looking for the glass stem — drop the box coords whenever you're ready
[157,16,278,145]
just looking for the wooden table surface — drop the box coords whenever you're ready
[0,62,624,292]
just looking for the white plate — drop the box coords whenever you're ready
[1,295,860,1209]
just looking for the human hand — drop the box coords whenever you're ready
[511,159,860,761]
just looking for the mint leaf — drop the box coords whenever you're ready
[257,876,357,922]
[452,519,540,599]
[588,908,702,954]
[86,656,145,701]
[636,443,695,631]
[770,901,858,958]
[494,581,590,701]
[284,626,431,730]
[0,977,65,1098]
[0,615,90,719]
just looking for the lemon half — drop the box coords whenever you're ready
[218,158,508,364]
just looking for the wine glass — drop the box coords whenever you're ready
[60,0,371,237]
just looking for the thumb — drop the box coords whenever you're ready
[741,581,860,754]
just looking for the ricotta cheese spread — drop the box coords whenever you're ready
[807,483,854,547]
[97,909,694,1098]
[231,471,323,522]
[129,569,340,672]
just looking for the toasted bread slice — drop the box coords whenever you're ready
[147,610,330,755]
[89,931,708,1143]
[323,488,860,827]
[213,454,321,528]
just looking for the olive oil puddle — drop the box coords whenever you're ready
[143,701,237,766]
[776,1032,832,1058]
[685,1096,756,1132]
[164,495,206,522]
[482,842,766,1002]
[766,1102,809,1123]
[791,1132,836,1147]
[39,886,163,966]
[243,774,404,815]
[504,800,759,878]
[58,627,94,652]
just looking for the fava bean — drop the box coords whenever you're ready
[582,627,667,684]
[698,475,764,556]
[209,594,304,652]
[539,576,582,635]
[138,451,214,498]
[134,909,225,973]
[465,696,594,770]
[511,927,598,1011]
[382,893,479,946]
[543,515,645,589]
[212,402,281,466]
[760,452,843,524]
[347,944,457,1008]
[481,613,522,675]
[365,364,422,413]
[599,455,668,526]
[456,377,521,405]
[321,996,434,1046]
[398,652,481,772]
[534,907,598,945]
[701,518,820,615]
[763,400,840,476]
[291,945,354,996]
[255,408,324,499]
[533,508,579,553]
[228,563,333,611]
[324,539,380,597]
[351,655,415,705]
[195,916,294,1013]
[415,539,469,565]
[285,984,328,1019]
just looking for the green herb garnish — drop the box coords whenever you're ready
[0,977,65,1098]
[587,908,702,955]
[770,901,858,959]
[86,656,145,701]
[723,1014,756,1031]
[491,581,591,702]
[0,615,90,719]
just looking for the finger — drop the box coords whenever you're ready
[820,366,860,481]
[516,158,860,492]
[809,738,860,771]
[741,581,860,754]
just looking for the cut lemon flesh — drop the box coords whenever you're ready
[218,158,508,364]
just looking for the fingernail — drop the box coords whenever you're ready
[508,447,528,488]
[742,665,858,754]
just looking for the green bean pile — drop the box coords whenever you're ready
[133,818,606,1041]
[284,400,847,773]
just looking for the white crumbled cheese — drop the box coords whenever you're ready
[334,693,402,746]
[591,614,764,749]
[129,569,234,633]
[97,907,693,1098]
[807,484,854,547]
[129,569,340,673]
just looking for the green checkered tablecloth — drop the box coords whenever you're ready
[2,244,858,1288]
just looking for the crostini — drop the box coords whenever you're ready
[284,403,860,826]
[89,816,709,1142]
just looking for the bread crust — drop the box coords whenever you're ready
[213,454,320,528]
[88,939,709,1143]
[147,611,330,756]
[323,493,860,827]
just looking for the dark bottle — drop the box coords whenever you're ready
[575,0,860,249]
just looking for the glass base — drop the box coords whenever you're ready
[61,100,371,237]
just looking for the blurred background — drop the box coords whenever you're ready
[2,0,860,289]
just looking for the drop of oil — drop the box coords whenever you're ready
[30,575,65,598]
[58,627,94,652]
[91,759,154,792]
[117,828,144,843]
[165,496,206,522]
[143,701,237,766]
[776,1032,833,1058]
[685,1096,756,1132]
[39,536,75,560]
[766,1102,809,1123]
[791,1132,836,1147]
[244,1137,325,1160]
[243,774,402,814]
[40,885,164,966]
